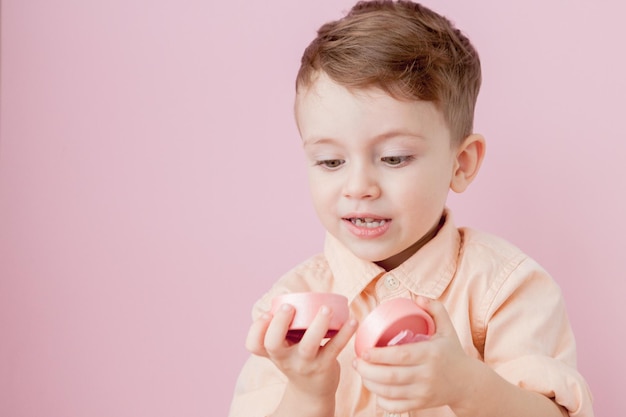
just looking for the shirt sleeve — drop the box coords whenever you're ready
[228,287,290,417]
[480,256,594,416]
[228,354,287,417]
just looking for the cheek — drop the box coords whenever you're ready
[388,176,447,211]
[308,186,336,226]
[308,176,332,206]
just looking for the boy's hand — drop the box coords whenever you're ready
[353,297,475,414]
[246,303,358,399]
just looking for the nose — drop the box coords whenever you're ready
[342,164,381,200]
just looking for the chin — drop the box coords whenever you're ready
[347,246,396,264]
[331,231,399,262]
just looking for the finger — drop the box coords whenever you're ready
[245,312,273,357]
[360,375,416,402]
[297,305,333,359]
[363,341,427,366]
[415,296,455,338]
[362,374,427,413]
[320,317,358,361]
[264,303,296,353]
[354,357,415,385]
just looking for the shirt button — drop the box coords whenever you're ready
[384,275,400,290]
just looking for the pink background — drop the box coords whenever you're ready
[1,0,624,416]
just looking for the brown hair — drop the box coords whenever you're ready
[296,0,481,143]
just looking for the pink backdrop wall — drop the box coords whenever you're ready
[1,1,624,416]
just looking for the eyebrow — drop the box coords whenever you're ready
[302,129,425,147]
[302,137,336,147]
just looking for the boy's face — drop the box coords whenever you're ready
[296,73,464,270]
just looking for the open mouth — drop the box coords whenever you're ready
[348,217,388,228]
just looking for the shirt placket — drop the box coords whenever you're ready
[377,272,409,300]
[375,273,411,417]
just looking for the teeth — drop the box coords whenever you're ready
[351,218,386,228]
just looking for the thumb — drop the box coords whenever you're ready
[415,296,455,338]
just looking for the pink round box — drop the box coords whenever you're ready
[354,297,435,357]
[271,292,349,343]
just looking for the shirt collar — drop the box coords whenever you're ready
[324,208,461,303]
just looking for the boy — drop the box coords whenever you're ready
[229,1,594,416]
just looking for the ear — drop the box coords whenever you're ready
[450,134,486,193]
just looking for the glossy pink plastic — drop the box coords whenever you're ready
[354,297,435,357]
[271,292,349,343]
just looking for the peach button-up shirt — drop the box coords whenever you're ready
[229,211,594,417]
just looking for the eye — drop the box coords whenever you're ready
[381,155,413,166]
[316,159,345,169]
